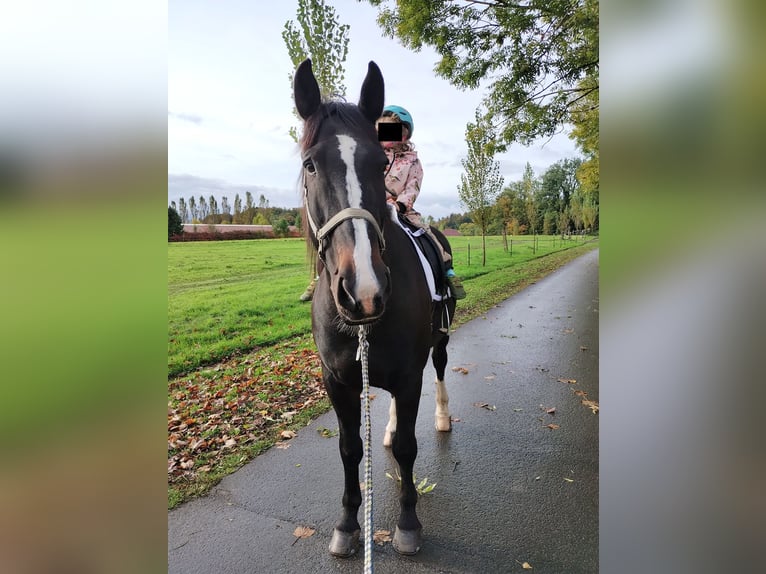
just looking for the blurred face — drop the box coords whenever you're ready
[376,116,409,148]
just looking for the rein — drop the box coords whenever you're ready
[356,326,374,574]
[303,182,386,261]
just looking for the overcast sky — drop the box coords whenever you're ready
[168,0,580,220]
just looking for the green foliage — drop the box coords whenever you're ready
[365,0,599,152]
[168,206,183,239]
[283,0,350,141]
[272,218,290,238]
[570,74,599,201]
[458,109,504,264]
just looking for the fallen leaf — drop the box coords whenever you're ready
[291,525,316,545]
[452,366,469,375]
[293,526,315,539]
[563,477,574,482]
[546,407,556,415]
[574,390,588,397]
[224,437,236,448]
[546,424,560,430]
[563,328,574,334]
[557,378,577,384]
[317,427,338,438]
[484,375,496,380]
[373,530,392,545]
[513,408,523,412]
[522,562,533,569]
[275,442,291,450]
[580,346,588,351]
[280,430,297,440]
[450,417,462,423]
[473,402,496,411]
[582,400,599,414]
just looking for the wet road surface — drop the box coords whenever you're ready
[169,249,599,574]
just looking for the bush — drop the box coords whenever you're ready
[272,218,289,238]
[168,206,184,240]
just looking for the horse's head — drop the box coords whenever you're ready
[294,59,392,325]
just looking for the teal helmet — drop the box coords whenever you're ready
[382,105,414,137]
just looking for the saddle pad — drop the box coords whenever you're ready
[391,209,450,302]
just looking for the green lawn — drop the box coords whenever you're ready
[168,234,595,377]
[168,233,598,506]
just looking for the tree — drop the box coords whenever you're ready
[168,206,183,240]
[220,196,231,216]
[283,0,350,141]
[570,74,599,203]
[188,196,197,222]
[521,163,539,231]
[198,195,208,220]
[178,197,188,223]
[209,195,218,216]
[365,0,599,150]
[233,194,242,217]
[457,109,504,266]
[558,208,571,237]
[245,191,254,212]
[494,192,514,251]
[541,158,581,213]
[272,218,290,238]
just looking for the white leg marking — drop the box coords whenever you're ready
[337,135,380,306]
[435,378,451,432]
[383,396,397,447]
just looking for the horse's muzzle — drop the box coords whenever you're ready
[334,267,391,324]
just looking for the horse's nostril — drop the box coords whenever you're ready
[337,277,358,312]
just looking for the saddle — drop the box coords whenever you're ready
[396,215,448,297]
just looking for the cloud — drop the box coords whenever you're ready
[168,111,203,125]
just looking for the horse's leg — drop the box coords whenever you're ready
[383,395,397,447]
[325,377,363,558]
[432,335,452,432]
[391,383,423,555]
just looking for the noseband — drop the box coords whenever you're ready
[303,181,386,261]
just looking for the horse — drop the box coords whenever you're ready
[293,58,457,557]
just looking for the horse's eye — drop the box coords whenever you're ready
[303,158,316,175]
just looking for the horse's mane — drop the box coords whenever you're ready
[299,99,370,153]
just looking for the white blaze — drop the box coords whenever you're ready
[337,134,380,301]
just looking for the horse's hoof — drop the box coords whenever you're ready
[328,528,360,557]
[435,416,452,432]
[392,526,422,555]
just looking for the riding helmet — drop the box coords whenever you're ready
[382,105,414,137]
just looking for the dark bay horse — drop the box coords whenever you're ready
[293,59,456,557]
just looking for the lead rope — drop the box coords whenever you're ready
[356,326,373,574]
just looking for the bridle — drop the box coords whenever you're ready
[302,178,386,262]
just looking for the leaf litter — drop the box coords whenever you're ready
[168,341,324,485]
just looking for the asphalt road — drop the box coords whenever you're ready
[169,248,599,574]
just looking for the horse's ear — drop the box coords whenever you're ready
[358,61,384,124]
[294,59,321,120]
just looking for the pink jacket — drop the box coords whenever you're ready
[384,147,423,222]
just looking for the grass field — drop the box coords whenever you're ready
[168,234,598,506]
[168,234,595,377]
